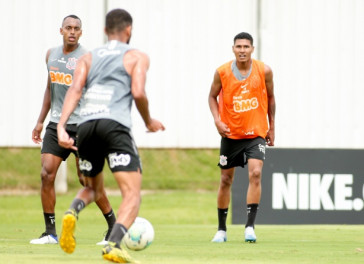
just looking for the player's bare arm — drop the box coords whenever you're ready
[57,53,90,150]
[208,70,231,137]
[124,50,165,132]
[32,49,53,144]
[265,64,275,146]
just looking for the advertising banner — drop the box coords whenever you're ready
[232,149,364,224]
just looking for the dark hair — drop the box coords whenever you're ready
[62,14,82,27]
[105,9,133,34]
[234,32,253,45]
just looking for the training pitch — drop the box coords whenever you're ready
[0,191,363,264]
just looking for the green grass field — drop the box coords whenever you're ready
[1,191,363,264]
[1,148,364,263]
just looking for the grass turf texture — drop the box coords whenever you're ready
[0,192,363,264]
[0,148,219,191]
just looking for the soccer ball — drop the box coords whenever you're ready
[123,217,154,251]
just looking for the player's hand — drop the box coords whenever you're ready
[32,123,43,144]
[215,120,231,138]
[266,129,275,146]
[146,118,165,132]
[57,125,77,151]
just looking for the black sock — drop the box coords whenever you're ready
[217,208,228,231]
[70,198,86,215]
[44,213,56,236]
[245,204,259,228]
[104,210,116,240]
[108,223,128,248]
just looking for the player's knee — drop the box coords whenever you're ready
[249,169,261,185]
[40,168,56,184]
[220,173,233,187]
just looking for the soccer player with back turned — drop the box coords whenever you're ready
[208,32,276,243]
[30,15,115,245]
[57,9,165,263]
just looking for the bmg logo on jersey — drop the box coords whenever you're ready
[50,71,73,85]
[109,153,131,168]
[233,97,258,113]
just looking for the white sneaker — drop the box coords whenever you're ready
[245,226,257,242]
[30,232,58,244]
[211,230,227,243]
[96,229,112,245]
[96,237,108,246]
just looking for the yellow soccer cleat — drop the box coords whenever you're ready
[102,242,140,263]
[59,210,77,254]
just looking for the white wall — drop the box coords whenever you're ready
[260,0,364,148]
[107,0,258,147]
[0,0,105,147]
[0,0,363,148]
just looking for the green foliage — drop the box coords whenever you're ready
[139,149,219,190]
[0,148,42,189]
[0,148,220,191]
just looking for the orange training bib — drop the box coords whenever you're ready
[218,59,268,139]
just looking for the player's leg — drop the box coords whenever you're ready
[246,158,263,205]
[212,167,235,242]
[94,180,116,245]
[30,123,74,244]
[102,170,141,263]
[59,172,105,254]
[218,167,235,209]
[100,120,141,263]
[212,137,244,243]
[40,154,63,213]
[59,120,106,253]
[110,170,141,240]
[245,158,263,242]
[244,137,265,242]
[30,153,62,244]
[74,157,116,245]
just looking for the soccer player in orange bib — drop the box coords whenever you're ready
[208,32,275,243]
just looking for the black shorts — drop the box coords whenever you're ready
[218,137,266,169]
[77,119,142,177]
[41,122,78,160]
